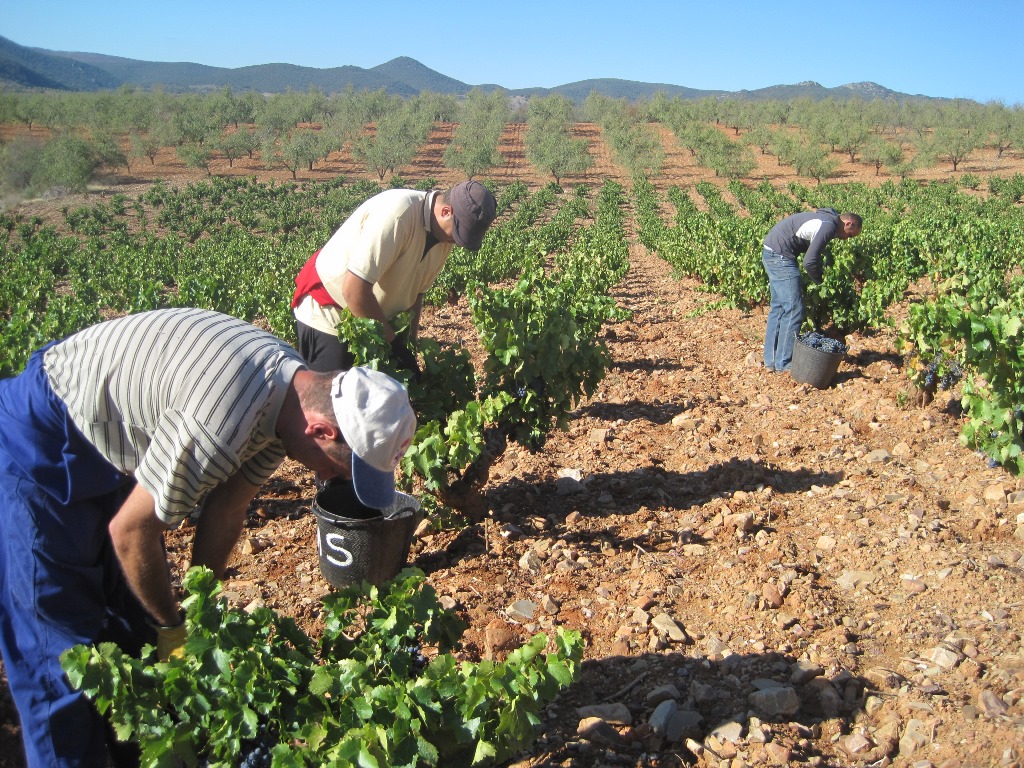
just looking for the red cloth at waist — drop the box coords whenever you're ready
[291,250,339,309]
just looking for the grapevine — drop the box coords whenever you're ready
[60,567,583,768]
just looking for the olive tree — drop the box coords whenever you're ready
[982,101,1022,158]
[921,125,978,171]
[587,97,663,177]
[215,129,257,168]
[210,86,256,130]
[676,121,722,159]
[414,91,461,123]
[525,95,592,184]
[352,101,433,181]
[703,137,756,179]
[791,140,837,184]
[176,142,213,175]
[278,128,323,178]
[612,121,665,177]
[860,136,904,176]
[744,125,776,156]
[444,88,507,178]
[172,95,222,145]
[0,135,43,195]
[38,133,100,193]
[833,107,871,163]
[256,92,304,135]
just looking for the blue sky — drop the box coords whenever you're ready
[3,0,1022,105]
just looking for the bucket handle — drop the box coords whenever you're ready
[383,504,419,520]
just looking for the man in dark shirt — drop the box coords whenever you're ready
[761,208,862,372]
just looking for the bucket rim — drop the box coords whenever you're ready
[312,487,421,524]
[795,337,844,356]
[312,506,384,524]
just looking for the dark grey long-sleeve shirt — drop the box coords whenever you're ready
[763,209,841,283]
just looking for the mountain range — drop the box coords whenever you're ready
[0,34,934,103]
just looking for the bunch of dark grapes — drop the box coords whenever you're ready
[919,355,964,391]
[938,360,963,390]
[199,738,273,768]
[402,644,428,675]
[238,742,272,768]
[511,376,547,400]
[236,721,276,768]
[798,332,848,355]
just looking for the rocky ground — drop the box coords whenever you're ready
[2,124,1023,768]
[172,244,1024,768]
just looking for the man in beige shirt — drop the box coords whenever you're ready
[292,180,497,372]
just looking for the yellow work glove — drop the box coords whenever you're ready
[151,618,187,661]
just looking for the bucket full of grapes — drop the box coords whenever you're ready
[312,480,421,589]
[790,331,847,389]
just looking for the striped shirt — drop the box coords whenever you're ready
[43,308,305,526]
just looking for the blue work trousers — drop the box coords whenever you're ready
[762,246,804,372]
[0,346,151,768]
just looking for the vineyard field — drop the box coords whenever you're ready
[1,121,1023,767]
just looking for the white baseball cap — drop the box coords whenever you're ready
[331,367,417,508]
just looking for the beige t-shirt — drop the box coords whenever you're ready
[294,189,454,335]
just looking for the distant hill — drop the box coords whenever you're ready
[369,57,469,95]
[0,35,120,90]
[19,46,420,96]
[735,80,921,101]
[512,77,730,103]
[0,34,936,103]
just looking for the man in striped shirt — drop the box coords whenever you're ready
[0,307,416,768]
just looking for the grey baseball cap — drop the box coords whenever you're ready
[450,180,497,251]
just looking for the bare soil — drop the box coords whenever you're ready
[2,124,1023,768]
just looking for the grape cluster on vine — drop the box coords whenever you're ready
[402,643,428,674]
[200,724,275,768]
[511,376,546,401]
[918,354,964,391]
[939,359,963,390]
[237,741,272,768]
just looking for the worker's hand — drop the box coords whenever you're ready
[389,338,421,377]
[151,617,187,661]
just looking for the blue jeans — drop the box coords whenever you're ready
[0,347,148,767]
[762,247,804,372]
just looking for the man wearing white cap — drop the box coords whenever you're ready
[0,307,416,768]
[292,180,498,373]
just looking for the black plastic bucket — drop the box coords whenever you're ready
[312,481,421,588]
[790,335,844,389]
